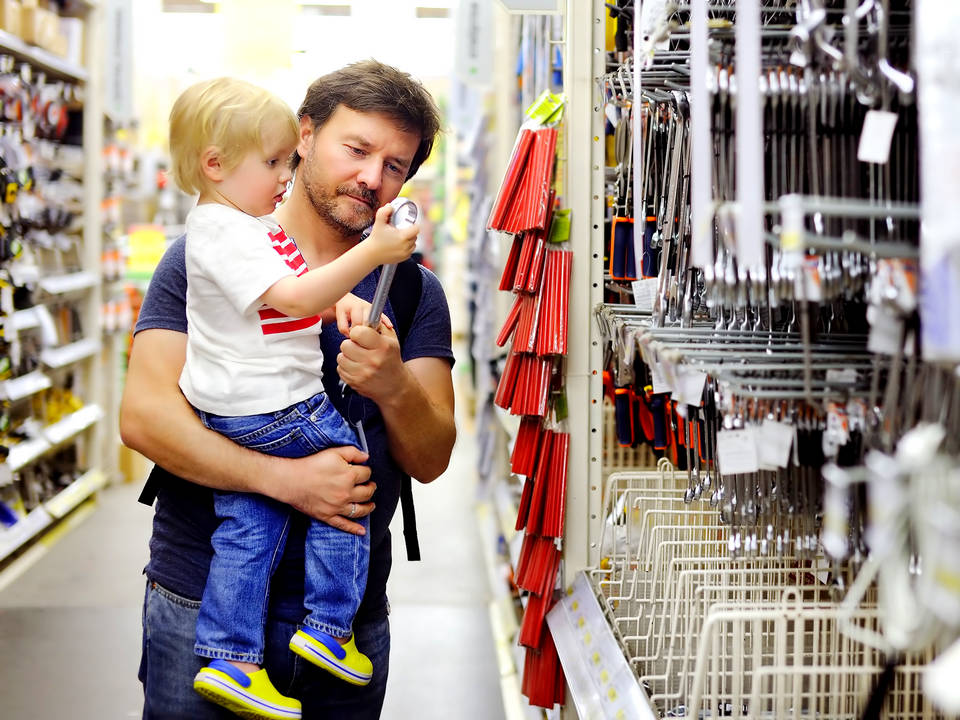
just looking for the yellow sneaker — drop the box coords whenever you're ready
[289,627,373,686]
[193,660,301,719]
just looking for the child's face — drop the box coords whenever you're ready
[217,126,296,217]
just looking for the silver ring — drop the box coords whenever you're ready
[348,502,357,518]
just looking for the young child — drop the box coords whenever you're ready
[167,77,417,720]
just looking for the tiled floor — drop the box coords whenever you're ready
[0,414,505,719]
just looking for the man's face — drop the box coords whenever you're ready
[297,106,420,237]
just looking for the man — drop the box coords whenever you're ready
[120,60,456,719]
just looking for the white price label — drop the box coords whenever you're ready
[650,360,673,394]
[757,420,795,470]
[717,428,760,476]
[857,110,898,165]
[826,368,858,385]
[631,278,659,312]
[673,367,707,406]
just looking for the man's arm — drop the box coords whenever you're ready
[336,326,456,483]
[119,328,376,533]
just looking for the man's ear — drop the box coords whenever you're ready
[200,146,224,183]
[296,116,314,160]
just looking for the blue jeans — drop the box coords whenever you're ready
[140,580,390,719]
[194,392,369,662]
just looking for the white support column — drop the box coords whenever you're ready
[735,0,764,269]
[690,0,713,269]
[560,0,605,587]
[83,2,106,478]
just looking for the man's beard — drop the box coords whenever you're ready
[303,178,379,238]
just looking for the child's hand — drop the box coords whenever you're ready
[366,203,419,265]
[335,293,394,335]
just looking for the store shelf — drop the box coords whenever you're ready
[0,468,105,562]
[44,469,106,519]
[10,307,42,332]
[7,437,53,473]
[493,477,523,571]
[40,338,101,369]
[547,572,653,720]
[0,505,53,563]
[38,271,99,295]
[1,370,53,402]
[45,404,104,445]
[7,404,103,472]
[0,29,88,83]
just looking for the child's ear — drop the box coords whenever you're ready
[200,146,224,182]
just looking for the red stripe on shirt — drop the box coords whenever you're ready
[260,315,323,335]
[259,227,321,335]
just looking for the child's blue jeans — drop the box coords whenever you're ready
[193,391,369,664]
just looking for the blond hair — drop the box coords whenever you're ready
[169,77,299,195]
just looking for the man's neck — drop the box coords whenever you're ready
[273,186,361,267]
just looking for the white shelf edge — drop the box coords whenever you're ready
[38,271,99,295]
[8,436,52,472]
[0,29,88,82]
[0,370,52,402]
[546,572,654,720]
[10,307,41,331]
[44,468,106,519]
[0,505,53,563]
[44,404,104,445]
[40,338,101,369]
[6,404,103,472]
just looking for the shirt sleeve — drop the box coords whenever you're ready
[187,210,295,316]
[400,266,455,367]
[135,237,188,335]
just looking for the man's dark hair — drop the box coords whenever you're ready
[292,59,441,179]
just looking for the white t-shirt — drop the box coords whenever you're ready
[179,203,327,416]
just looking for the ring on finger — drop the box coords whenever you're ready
[348,502,357,518]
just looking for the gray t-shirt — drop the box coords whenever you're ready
[137,236,454,622]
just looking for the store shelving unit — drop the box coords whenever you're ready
[0,2,108,564]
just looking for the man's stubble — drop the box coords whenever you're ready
[299,154,379,238]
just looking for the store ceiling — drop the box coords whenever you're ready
[161,0,450,15]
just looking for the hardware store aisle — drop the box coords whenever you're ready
[0,416,505,719]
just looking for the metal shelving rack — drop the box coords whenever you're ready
[0,2,108,562]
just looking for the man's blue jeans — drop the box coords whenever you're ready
[140,580,390,719]
[194,392,369,662]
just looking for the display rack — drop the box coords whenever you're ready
[0,2,107,564]
[478,1,960,719]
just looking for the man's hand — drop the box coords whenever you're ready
[336,323,405,403]
[280,445,375,535]
[334,293,392,336]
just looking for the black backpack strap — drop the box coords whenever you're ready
[387,259,424,561]
[138,464,173,506]
[386,258,422,345]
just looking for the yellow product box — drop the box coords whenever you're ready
[0,0,21,37]
[20,5,54,48]
[48,30,67,57]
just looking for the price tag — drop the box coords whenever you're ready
[826,368,858,385]
[757,420,795,470]
[717,428,759,476]
[867,305,904,355]
[672,367,707,406]
[857,110,898,165]
[650,360,673,394]
[631,277,658,312]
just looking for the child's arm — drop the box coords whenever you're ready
[261,204,418,318]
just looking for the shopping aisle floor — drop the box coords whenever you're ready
[0,417,505,719]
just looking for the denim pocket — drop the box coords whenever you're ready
[149,580,202,610]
